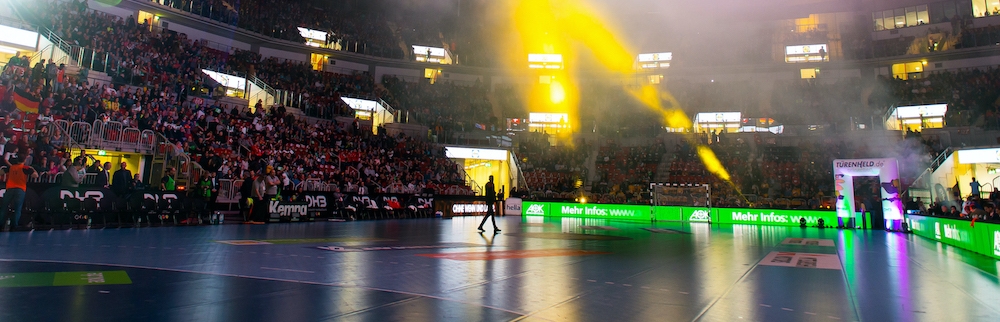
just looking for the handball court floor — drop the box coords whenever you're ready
[0,216,998,322]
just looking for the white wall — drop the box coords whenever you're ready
[87,0,135,19]
[259,46,308,63]
[161,20,251,51]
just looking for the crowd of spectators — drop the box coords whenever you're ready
[873,67,1000,128]
[381,76,494,140]
[517,135,590,198]
[12,0,1000,213]
[1,0,474,198]
[590,143,664,204]
[654,130,943,210]
[149,0,403,59]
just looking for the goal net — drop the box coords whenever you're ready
[650,183,711,208]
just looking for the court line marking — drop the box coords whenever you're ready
[260,267,315,274]
[691,249,770,321]
[325,297,422,319]
[0,258,542,320]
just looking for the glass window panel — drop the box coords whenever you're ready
[874,12,885,31]
[991,0,1000,14]
[885,10,897,29]
[895,9,907,27]
[943,1,957,19]
[906,7,918,26]
[973,0,988,17]
[959,0,974,17]
[918,5,930,24]
[929,2,943,23]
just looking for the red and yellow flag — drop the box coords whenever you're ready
[12,88,39,114]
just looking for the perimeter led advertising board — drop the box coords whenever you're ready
[908,215,1000,260]
[714,208,838,226]
[522,202,649,222]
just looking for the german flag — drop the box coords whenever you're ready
[12,88,39,114]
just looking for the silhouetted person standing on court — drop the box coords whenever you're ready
[478,175,500,232]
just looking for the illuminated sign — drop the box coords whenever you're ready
[452,203,490,214]
[340,97,380,112]
[528,54,563,69]
[715,208,837,226]
[0,25,39,48]
[785,44,829,63]
[694,112,741,123]
[957,148,1000,164]
[637,52,672,68]
[445,147,509,161]
[785,44,828,55]
[833,158,903,221]
[637,52,672,62]
[521,201,650,222]
[201,69,247,90]
[412,45,447,58]
[297,27,328,41]
[529,113,569,124]
[891,104,947,118]
[908,215,999,260]
[528,54,563,63]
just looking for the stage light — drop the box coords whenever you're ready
[550,80,566,104]
[817,218,825,228]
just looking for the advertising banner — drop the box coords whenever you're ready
[908,215,999,259]
[268,200,309,222]
[521,202,650,222]
[682,207,712,222]
[833,158,903,221]
[523,201,549,216]
[984,224,1000,259]
[713,208,837,226]
[653,206,681,222]
[505,197,523,215]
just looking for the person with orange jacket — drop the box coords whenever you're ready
[1,154,38,231]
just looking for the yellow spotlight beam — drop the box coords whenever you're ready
[511,0,748,204]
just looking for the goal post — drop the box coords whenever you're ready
[650,183,711,208]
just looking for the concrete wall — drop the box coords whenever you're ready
[259,46,308,63]
[374,66,421,82]
[161,20,251,51]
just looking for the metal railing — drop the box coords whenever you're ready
[904,146,953,196]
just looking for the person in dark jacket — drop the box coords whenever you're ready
[477,175,500,232]
[239,172,256,223]
[95,162,111,188]
[112,162,133,197]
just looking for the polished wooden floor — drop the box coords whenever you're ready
[0,216,998,321]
